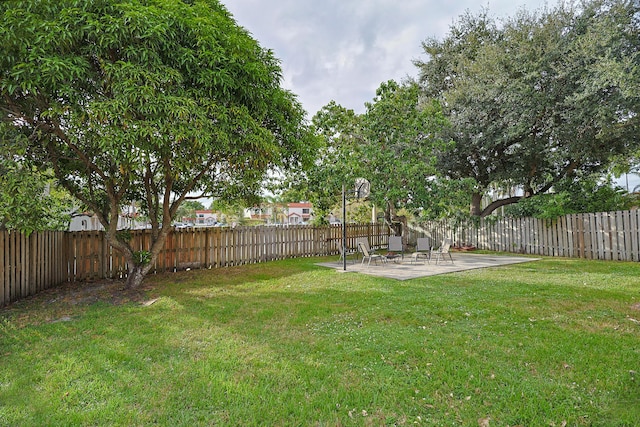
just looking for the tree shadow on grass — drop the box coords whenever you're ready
[0,257,341,327]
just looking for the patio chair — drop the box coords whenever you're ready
[338,244,358,264]
[387,236,404,260]
[356,237,383,256]
[411,237,432,264]
[431,238,454,264]
[358,242,388,266]
[355,237,371,253]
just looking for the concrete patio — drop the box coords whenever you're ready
[317,252,539,280]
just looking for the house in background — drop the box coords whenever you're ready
[195,210,218,226]
[245,205,277,222]
[244,202,314,225]
[68,213,104,231]
[68,202,145,231]
[286,202,312,224]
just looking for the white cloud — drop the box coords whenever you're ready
[225,0,554,117]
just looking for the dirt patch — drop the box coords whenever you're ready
[632,302,640,311]
[37,279,150,306]
[1,279,154,326]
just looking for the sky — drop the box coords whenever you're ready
[224,0,555,118]
[222,0,639,191]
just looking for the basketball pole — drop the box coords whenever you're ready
[342,183,347,271]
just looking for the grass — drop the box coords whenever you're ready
[1,255,639,426]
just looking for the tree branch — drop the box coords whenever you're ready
[480,196,523,217]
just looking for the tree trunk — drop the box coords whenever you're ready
[123,228,172,289]
[126,264,148,289]
[470,192,483,216]
[113,226,171,290]
[383,202,405,237]
[384,203,406,236]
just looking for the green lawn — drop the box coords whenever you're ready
[1,256,639,426]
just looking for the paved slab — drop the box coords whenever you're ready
[317,252,539,280]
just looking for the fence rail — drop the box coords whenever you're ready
[417,210,640,262]
[1,223,390,308]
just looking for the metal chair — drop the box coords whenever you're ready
[358,242,388,266]
[338,245,358,264]
[411,237,431,264]
[388,236,404,260]
[431,238,454,264]
[355,237,371,253]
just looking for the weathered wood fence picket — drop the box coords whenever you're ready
[417,210,640,262]
[1,223,389,308]
[0,231,68,309]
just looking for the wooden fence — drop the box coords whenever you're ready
[1,231,68,309]
[6,210,639,308]
[1,223,390,308]
[417,210,640,262]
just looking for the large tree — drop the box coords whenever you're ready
[280,101,361,224]
[293,81,448,232]
[360,80,448,235]
[0,0,311,288]
[416,0,639,216]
